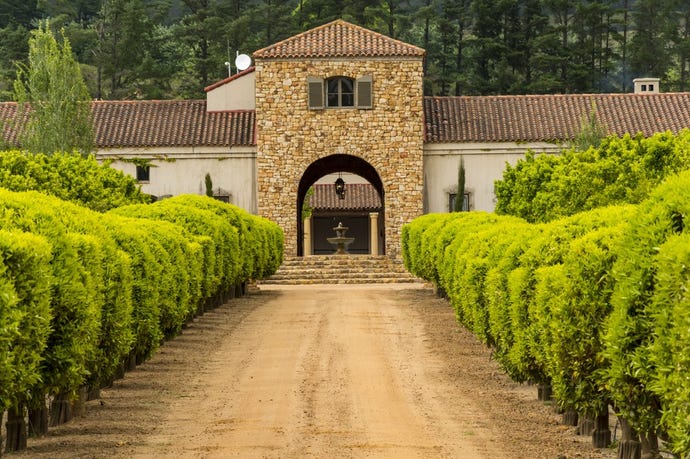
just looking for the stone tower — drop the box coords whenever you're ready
[253,20,425,258]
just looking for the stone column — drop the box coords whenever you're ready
[303,216,312,256]
[369,212,379,255]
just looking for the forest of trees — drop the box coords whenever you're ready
[1,0,689,101]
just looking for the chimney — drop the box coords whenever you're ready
[633,77,660,94]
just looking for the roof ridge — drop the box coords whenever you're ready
[253,19,425,59]
[425,92,690,101]
[253,20,340,57]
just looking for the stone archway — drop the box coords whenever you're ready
[297,154,384,256]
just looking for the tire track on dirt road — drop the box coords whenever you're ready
[14,284,615,459]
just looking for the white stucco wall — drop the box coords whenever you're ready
[423,142,562,213]
[96,141,567,218]
[206,72,256,111]
[98,146,258,213]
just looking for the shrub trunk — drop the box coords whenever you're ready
[5,405,27,452]
[28,402,48,437]
[592,411,611,448]
[562,409,578,426]
[537,383,552,402]
[577,414,595,435]
[49,393,72,427]
[617,417,641,459]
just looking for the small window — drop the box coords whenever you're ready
[641,84,648,91]
[449,192,470,212]
[327,77,354,107]
[308,75,373,110]
[136,165,150,182]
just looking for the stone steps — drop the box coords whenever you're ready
[260,255,422,285]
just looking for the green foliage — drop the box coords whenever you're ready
[405,168,690,451]
[485,225,535,377]
[570,104,607,151]
[647,234,690,456]
[13,21,94,155]
[0,230,52,410]
[454,157,465,212]
[301,187,314,221]
[604,169,690,440]
[496,131,690,222]
[550,218,631,418]
[0,150,150,211]
[0,185,282,418]
[5,1,690,99]
[0,190,102,399]
[205,173,213,197]
[494,151,560,222]
[100,216,163,360]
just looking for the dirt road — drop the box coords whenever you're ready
[14,284,615,459]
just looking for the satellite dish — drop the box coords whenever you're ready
[235,54,251,71]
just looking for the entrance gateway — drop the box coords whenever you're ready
[253,20,425,258]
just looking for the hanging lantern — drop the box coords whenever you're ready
[334,176,346,199]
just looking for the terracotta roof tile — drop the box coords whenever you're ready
[310,183,382,211]
[253,19,425,59]
[93,100,255,147]
[4,92,690,149]
[0,103,27,146]
[0,100,256,148]
[424,93,690,143]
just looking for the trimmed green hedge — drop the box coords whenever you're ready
[0,188,283,442]
[495,130,690,223]
[0,230,52,412]
[603,170,690,453]
[0,150,150,211]
[403,174,690,456]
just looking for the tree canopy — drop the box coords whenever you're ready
[1,0,689,101]
[13,21,94,156]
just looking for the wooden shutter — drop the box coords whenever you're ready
[307,76,324,109]
[356,75,373,109]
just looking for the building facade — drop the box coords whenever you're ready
[3,22,690,258]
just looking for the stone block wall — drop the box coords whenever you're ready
[255,57,424,258]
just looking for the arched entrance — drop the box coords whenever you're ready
[297,154,384,256]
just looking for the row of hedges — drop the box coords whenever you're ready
[494,130,690,223]
[402,170,690,458]
[0,150,150,211]
[0,189,283,453]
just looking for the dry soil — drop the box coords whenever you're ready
[10,284,617,459]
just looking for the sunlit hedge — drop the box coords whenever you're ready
[495,130,690,223]
[0,188,283,442]
[402,173,690,457]
[0,150,150,211]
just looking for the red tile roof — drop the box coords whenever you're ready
[424,93,690,143]
[92,100,254,147]
[0,103,28,146]
[0,100,256,148]
[3,92,690,149]
[253,19,425,59]
[309,183,382,212]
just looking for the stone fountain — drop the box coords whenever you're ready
[327,222,355,254]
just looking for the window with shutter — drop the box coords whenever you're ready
[307,76,324,109]
[356,75,373,109]
[308,75,373,110]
